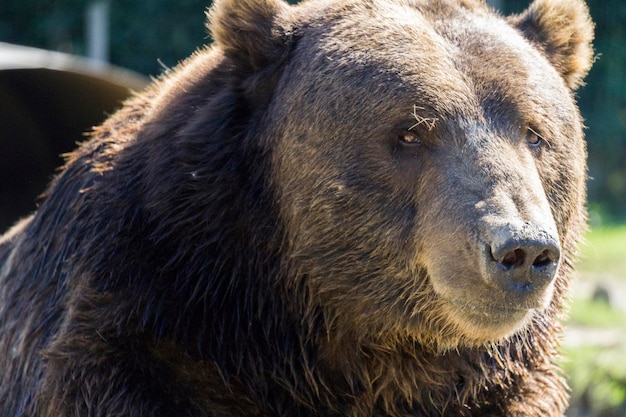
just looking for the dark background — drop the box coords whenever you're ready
[0,0,624,227]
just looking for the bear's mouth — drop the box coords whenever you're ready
[441,296,543,340]
[448,297,535,319]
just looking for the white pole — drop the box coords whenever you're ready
[86,1,110,67]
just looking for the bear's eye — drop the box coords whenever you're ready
[399,132,421,145]
[526,127,548,148]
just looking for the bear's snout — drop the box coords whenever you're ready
[486,226,561,295]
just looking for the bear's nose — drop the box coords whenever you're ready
[487,230,561,294]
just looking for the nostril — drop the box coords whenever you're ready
[532,249,554,270]
[486,227,561,293]
[490,233,561,273]
[500,248,526,270]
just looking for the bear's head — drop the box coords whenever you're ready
[208,0,594,348]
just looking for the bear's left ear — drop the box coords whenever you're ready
[509,0,594,90]
[207,0,295,72]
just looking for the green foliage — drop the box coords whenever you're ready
[0,0,87,55]
[568,297,626,328]
[564,224,626,416]
[578,225,626,279]
[562,345,626,417]
[579,1,626,222]
[108,0,207,74]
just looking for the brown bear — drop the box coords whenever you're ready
[0,0,594,415]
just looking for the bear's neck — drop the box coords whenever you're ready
[194,309,562,416]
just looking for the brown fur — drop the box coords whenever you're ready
[0,0,593,416]
[509,0,595,89]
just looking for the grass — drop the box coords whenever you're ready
[567,297,626,329]
[577,225,626,280]
[563,224,626,417]
[562,345,626,417]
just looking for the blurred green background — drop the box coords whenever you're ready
[0,1,624,416]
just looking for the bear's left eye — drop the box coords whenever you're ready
[526,127,547,148]
[399,132,421,145]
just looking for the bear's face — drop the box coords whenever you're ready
[210,0,593,347]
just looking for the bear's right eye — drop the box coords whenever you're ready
[399,132,421,145]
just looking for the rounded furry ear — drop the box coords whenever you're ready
[207,0,294,72]
[510,0,594,90]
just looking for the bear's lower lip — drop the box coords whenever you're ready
[451,300,532,317]
[444,297,536,332]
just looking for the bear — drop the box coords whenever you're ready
[0,0,594,415]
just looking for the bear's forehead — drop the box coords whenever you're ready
[294,0,567,121]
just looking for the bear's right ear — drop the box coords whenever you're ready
[509,0,594,90]
[207,0,295,72]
